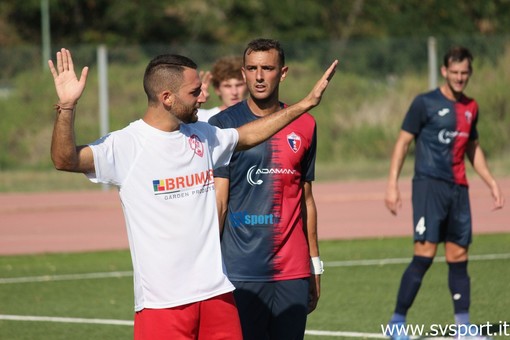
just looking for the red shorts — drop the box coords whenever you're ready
[134,292,242,340]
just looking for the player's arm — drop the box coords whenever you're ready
[48,48,95,173]
[466,139,505,210]
[385,130,414,215]
[214,177,230,235]
[235,60,338,151]
[302,181,321,313]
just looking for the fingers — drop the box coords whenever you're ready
[200,70,212,85]
[79,66,90,85]
[50,48,70,76]
[325,59,338,82]
[492,195,504,210]
[384,198,400,215]
[490,187,505,210]
[48,60,57,79]
[314,60,339,95]
[60,48,74,73]
[384,200,396,215]
[52,48,75,74]
[308,299,318,314]
[57,50,64,74]
[61,48,68,72]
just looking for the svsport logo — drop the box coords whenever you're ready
[229,211,275,228]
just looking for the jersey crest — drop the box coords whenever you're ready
[287,132,301,153]
[465,110,473,124]
[188,134,204,157]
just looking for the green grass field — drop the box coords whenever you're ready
[1,234,509,339]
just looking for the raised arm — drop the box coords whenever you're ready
[385,130,414,215]
[48,48,94,173]
[466,139,505,210]
[235,60,338,151]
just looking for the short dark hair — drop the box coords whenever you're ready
[143,54,197,104]
[443,46,473,72]
[243,38,285,67]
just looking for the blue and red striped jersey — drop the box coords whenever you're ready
[402,88,479,186]
[209,100,316,281]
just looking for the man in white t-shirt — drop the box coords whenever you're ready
[197,55,247,122]
[48,48,337,339]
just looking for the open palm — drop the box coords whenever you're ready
[48,48,89,105]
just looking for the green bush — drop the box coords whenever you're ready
[1,39,509,172]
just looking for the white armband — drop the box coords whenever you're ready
[310,256,324,275]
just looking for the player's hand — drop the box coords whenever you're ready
[48,48,89,107]
[199,70,212,102]
[301,60,338,111]
[385,185,402,215]
[490,184,505,211]
[308,274,321,314]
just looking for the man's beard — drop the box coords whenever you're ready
[173,96,198,124]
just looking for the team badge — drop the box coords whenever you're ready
[287,132,301,153]
[188,134,204,157]
[465,110,472,124]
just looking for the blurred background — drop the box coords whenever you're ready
[1,0,509,192]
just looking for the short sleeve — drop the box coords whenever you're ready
[401,95,428,135]
[87,132,134,186]
[208,115,231,179]
[203,124,239,169]
[301,123,317,182]
[469,110,479,140]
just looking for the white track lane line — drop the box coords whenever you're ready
[1,253,508,284]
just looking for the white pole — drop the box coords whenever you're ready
[97,45,109,136]
[97,45,110,191]
[41,0,51,70]
[428,36,437,90]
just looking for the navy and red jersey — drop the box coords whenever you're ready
[209,100,316,282]
[402,88,479,186]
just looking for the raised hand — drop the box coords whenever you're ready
[302,60,338,110]
[199,70,212,102]
[48,48,89,107]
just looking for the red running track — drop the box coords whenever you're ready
[0,177,508,255]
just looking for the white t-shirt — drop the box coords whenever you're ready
[87,119,239,311]
[197,107,221,122]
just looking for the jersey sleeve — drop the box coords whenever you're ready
[469,109,479,141]
[301,122,317,182]
[401,95,428,135]
[208,115,231,178]
[200,123,239,170]
[207,114,224,128]
[87,131,134,186]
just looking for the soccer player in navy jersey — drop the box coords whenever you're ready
[384,46,505,339]
[209,38,323,340]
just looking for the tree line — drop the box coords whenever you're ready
[2,0,510,47]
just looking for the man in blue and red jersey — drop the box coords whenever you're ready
[384,46,505,340]
[209,38,322,340]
